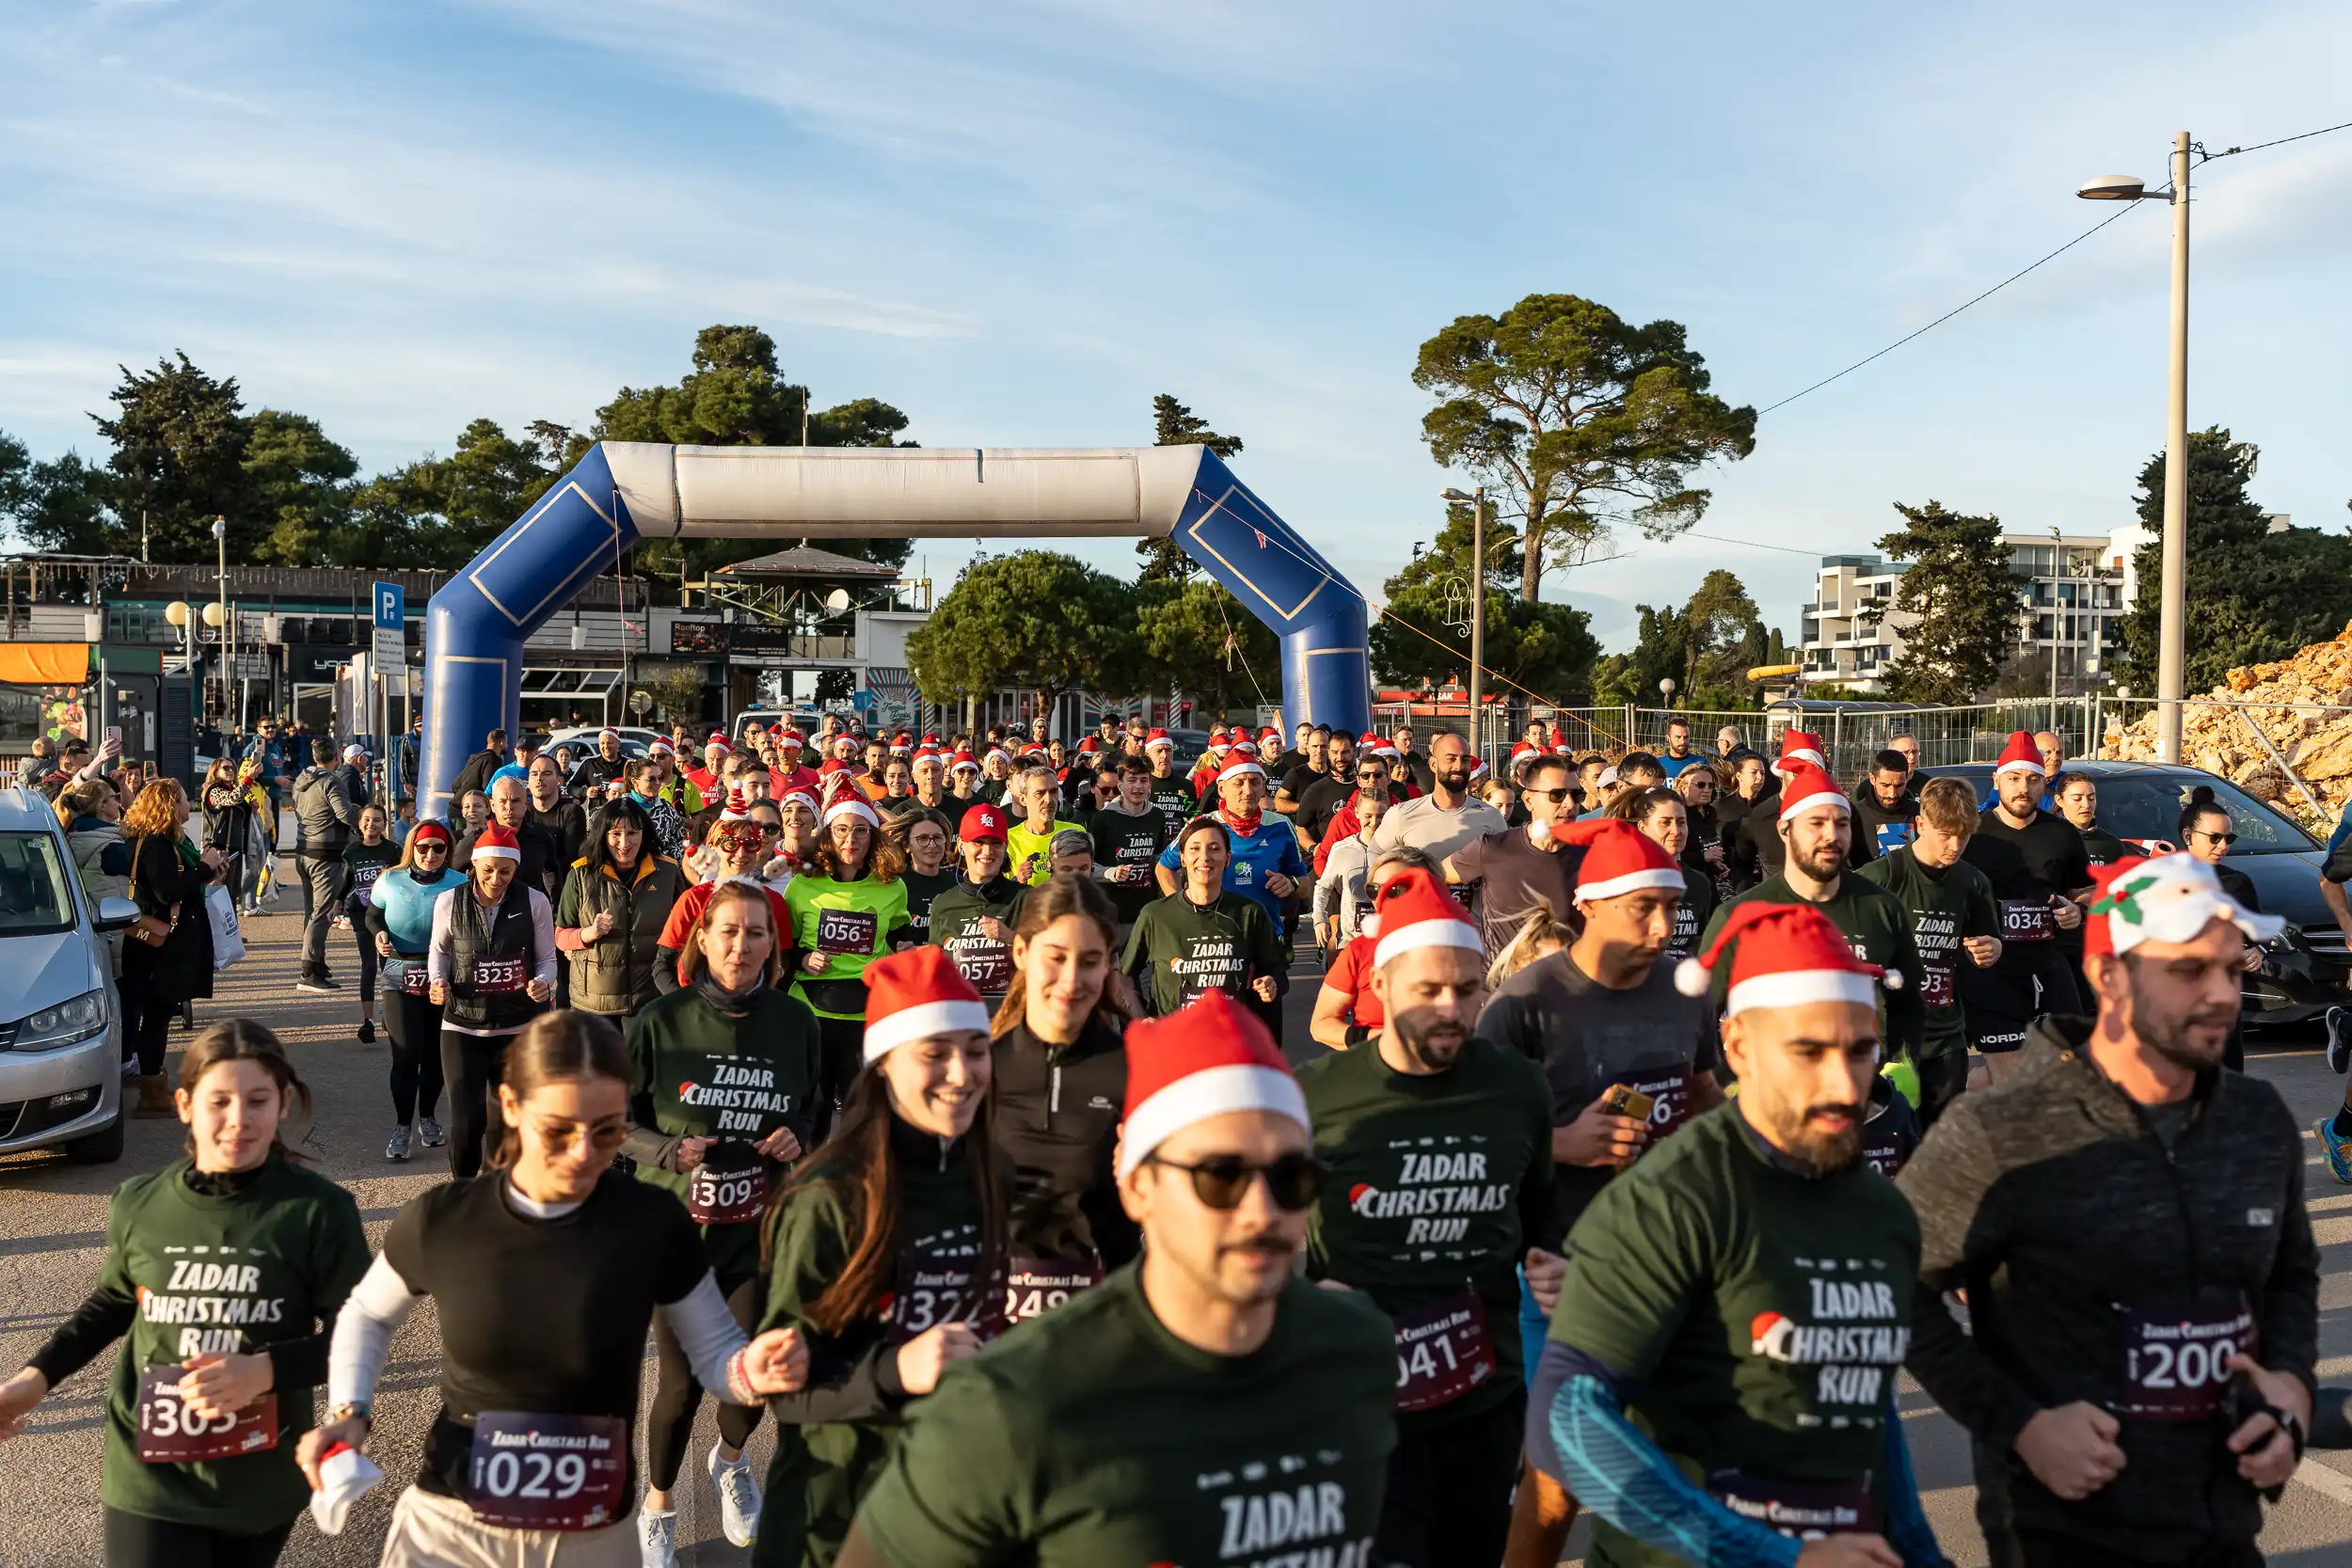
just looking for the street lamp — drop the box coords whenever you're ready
[2079,132,2191,763]
[213,515,230,726]
[1441,486,1486,764]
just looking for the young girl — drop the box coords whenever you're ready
[341,804,398,1045]
[0,1022,370,1568]
[366,821,465,1162]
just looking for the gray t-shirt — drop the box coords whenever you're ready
[1372,793,1509,864]
[1472,948,1717,1227]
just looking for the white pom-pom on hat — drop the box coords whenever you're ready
[1674,957,1711,997]
[1882,968,1903,991]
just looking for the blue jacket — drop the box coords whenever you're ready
[1157,812,1306,929]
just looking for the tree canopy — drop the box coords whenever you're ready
[905,551,1136,716]
[1414,294,1756,604]
[1134,577,1278,716]
[1136,393,1244,583]
[1864,500,2020,705]
[1371,502,1599,703]
[1591,569,1774,709]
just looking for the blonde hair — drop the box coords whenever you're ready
[677,879,783,987]
[1486,898,1574,990]
[1917,777,1978,837]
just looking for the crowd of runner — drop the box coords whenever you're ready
[0,711,2333,1568]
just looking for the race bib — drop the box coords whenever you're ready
[135,1368,277,1463]
[1391,1291,1496,1413]
[469,955,527,994]
[467,1412,628,1530]
[397,960,431,996]
[2000,899,2053,942]
[1352,899,1377,931]
[353,863,384,904]
[998,1258,1103,1329]
[815,907,879,957]
[1707,1471,1875,1540]
[883,1250,981,1345]
[1667,902,1702,960]
[1861,1123,1915,1179]
[685,1161,769,1226]
[1613,1068,1696,1138]
[948,934,1011,991]
[2120,1295,2257,1421]
[1918,963,1955,1009]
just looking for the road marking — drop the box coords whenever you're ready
[2296,1457,2352,1508]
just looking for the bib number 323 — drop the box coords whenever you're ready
[135,1367,277,1463]
[467,1412,628,1530]
[1392,1291,1496,1413]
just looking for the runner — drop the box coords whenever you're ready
[1527,902,1944,1567]
[426,823,557,1180]
[2052,771,2129,865]
[1698,763,1927,1066]
[1312,747,1402,875]
[626,881,824,1565]
[1441,751,1582,959]
[1272,721,1324,798]
[1297,868,1561,1568]
[1308,847,1434,1053]
[1374,732,1507,863]
[837,990,1396,1568]
[1139,728,1196,820]
[568,727,630,795]
[1312,775,1391,954]
[1004,766,1086,887]
[0,1022,371,1568]
[339,803,398,1043]
[1715,747,1777,893]
[2180,788,2270,1074]
[786,796,916,1117]
[899,749,967,834]
[1725,729,1818,890]
[1849,748,1920,863]
[653,797,795,992]
[1151,747,1306,932]
[1856,777,2002,1127]
[1899,853,2313,1568]
[888,808,956,944]
[773,730,821,803]
[927,802,1025,1005]
[752,947,1007,1568]
[1674,759,1735,906]
[991,874,1140,1268]
[1087,758,1177,932]
[294,736,358,994]
[367,821,461,1161]
[1654,717,1707,779]
[524,752,589,880]
[304,1012,809,1565]
[553,798,687,1023]
[1615,784,1716,960]
[1128,816,1285,1019]
[1961,731,2091,1083]
[628,755,688,862]
[686,733,730,798]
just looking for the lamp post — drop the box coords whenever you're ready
[164,600,193,674]
[1441,485,1487,765]
[213,515,230,726]
[2079,131,2191,762]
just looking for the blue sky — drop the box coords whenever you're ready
[4,1,2347,657]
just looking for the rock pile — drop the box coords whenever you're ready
[2098,620,2352,830]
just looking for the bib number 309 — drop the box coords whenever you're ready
[686,1162,768,1225]
[467,1412,628,1530]
[135,1368,278,1463]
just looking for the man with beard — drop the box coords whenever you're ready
[1375,730,1508,863]
[1698,763,1926,1065]
[1442,752,1584,959]
[1963,732,2092,1083]
[1850,749,1920,863]
[1295,868,1562,1568]
[1899,854,2314,1568]
[1292,728,1360,844]
[1529,902,1947,1568]
[837,991,1397,1568]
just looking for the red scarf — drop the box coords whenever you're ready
[1221,807,1263,840]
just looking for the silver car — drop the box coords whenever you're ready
[0,786,138,1163]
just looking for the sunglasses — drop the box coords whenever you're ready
[2193,829,2238,845]
[1145,1151,1327,1212]
[1529,786,1576,802]
[1355,769,1386,783]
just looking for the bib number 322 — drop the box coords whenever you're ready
[135,1367,277,1463]
[467,1412,628,1530]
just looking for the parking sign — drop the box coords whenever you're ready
[373,582,405,671]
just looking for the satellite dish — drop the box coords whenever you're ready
[824,589,852,614]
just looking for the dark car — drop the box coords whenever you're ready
[1922,760,2345,1028]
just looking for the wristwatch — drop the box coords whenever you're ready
[326,1401,373,1427]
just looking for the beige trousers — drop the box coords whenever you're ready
[379,1485,640,1568]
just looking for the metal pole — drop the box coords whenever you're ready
[215,516,230,728]
[1467,487,1486,766]
[2155,130,2191,764]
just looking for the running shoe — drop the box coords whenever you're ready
[386,1125,412,1163]
[2316,1117,2352,1186]
[357,1019,376,1044]
[710,1443,762,1547]
[2328,1006,2352,1077]
[639,1507,679,1568]
[416,1115,446,1148]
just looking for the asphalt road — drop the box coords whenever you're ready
[4,903,2352,1566]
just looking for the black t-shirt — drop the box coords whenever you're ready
[1271,749,1309,778]
[1277,760,1327,808]
[1089,805,1177,923]
[383,1170,708,1500]
[1295,774,1358,843]
[1849,788,1918,864]
[1964,808,2093,902]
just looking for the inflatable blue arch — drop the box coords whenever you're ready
[419,443,1371,813]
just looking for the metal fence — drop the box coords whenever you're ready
[1488,700,2100,781]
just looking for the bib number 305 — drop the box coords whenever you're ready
[467,1412,628,1530]
[135,1368,278,1463]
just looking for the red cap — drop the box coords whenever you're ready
[959,801,1009,843]
[1119,991,1307,1178]
[861,947,990,1065]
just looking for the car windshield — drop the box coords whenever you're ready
[0,832,75,936]
[2087,771,2316,853]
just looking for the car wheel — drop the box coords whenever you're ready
[64,1114,126,1164]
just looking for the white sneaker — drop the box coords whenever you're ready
[709,1444,762,1547]
[638,1506,678,1568]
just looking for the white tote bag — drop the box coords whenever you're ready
[207,884,247,971]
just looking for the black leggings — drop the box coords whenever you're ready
[384,985,445,1125]
[104,1506,293,1568]
[814,1014,865,1141]
[645,1272,764,1490]
[439,1029,512,1180]
[352,927,378,1008]
[125,991,179,1076]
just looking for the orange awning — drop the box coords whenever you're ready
[0,644,92,685]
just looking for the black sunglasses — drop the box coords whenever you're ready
[1145,1152,1327,1212]
[2193,829,2238,845]
[1529,786,1575,802]
[1355,769,1387,783]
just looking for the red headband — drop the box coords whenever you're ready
[410,821,453,848]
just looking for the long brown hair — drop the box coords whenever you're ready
[179,1020,313,1163]
[780,1057,1008,1337]
[809,817,907,884]
[990,872,1129,1038]
[677,879,784,987]
[488,1011,630,1171]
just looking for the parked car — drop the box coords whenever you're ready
[544,726,660,761]
[1923,760,2346,1027]
[0,787,140,1162]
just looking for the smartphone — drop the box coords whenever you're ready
[105,725,122,750]
[1598,1084,1656,1122]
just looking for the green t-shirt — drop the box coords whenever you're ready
[625,983,826,1279]
[851,1265,1397,1568]
[94,1155,371,1529]
[928,876,1025,995]
[1856,847,2000,1061]
[1297,1038,1556,1429]
[1006,817,1087,885]
[1121,890,1284,1017]
[1549,1104,1921,1568]
[1699,874,1926,1060]
[2080,826,2131,866]
[785,871,912,1020]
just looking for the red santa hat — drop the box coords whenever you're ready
[1119,990,1308,1179]
[984,746,1011,766]
[1510,740,1539,765]
[1994,730,2045,779]
[818,756,850,777]
[775,727,804,749]
[921,733,940,748]
[705,732,731,755]
[890,732,914,754]
[1776,764,1851,821]
[1367,736,1400,759]
[718,785,754,823]
[1772,728,1826,779]
[471,823,522,863]
[1553,818,1688,902]
[647,737,675,757]
[1217,741,1265,783]
[1078,736,1102,754]
[913,745,941,766]
[948,749,982,775]
[1144,728,1174,752]
[1258,727,1281,748]
[959,801,1009,843]
[777,787,818,816]
[1675,900,1897,1012]
[1369,866,1482,971]
[822,794,881,832]
[597,726,620,743]
[2085,852,2280,958]
[861,946,991,1065]
[1549,725,1570,754]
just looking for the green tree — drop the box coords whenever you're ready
[347,419,558,570]
[1590,571,1770,710]
[2116,427,2352,690]
[1371,503,1600,701]
[1864,500,2021,705]
[1136,394,1245,582]
[1133,577,1279,718]
[1414,294,1756,604]
[92,353,258,563]
[907,551,1135,718]
[0,434,123,555]
[244,410,358,565]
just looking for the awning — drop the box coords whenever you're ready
[0,644,91,685]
